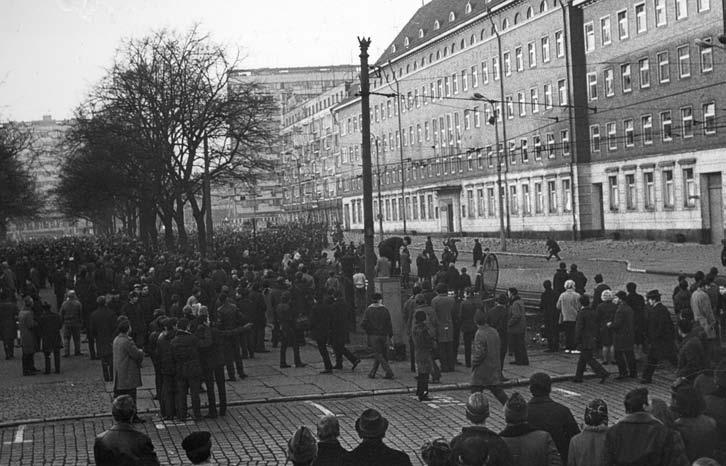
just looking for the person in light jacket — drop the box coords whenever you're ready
[112,319,144,423]
[556,280,580,352]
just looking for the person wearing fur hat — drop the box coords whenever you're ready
[450,392,515,466]
[313,415,349,466]
[595,290,617,366]
[499,392,561,466]
[604,387,688,465]
[640,290,678,384]
[287,426,318,466]
[93,395,160,466]
[567,399,608,466]
[347,408,412,465]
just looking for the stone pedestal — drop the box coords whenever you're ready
[374,277,404,346]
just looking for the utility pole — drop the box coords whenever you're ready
[389,62,408,234]
[560,0,579,241]
[375,138,384,242]
[358,37,376,304]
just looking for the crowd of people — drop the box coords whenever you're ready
[1,229,725,465]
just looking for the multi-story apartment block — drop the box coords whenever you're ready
[328,0,726,243]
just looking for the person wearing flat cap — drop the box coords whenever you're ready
[182,431,212,464]
[313,415,349,465]
[450,392,515,466]
[287,426,317,466]
[93,395,160,466]
[640,289,678,384]
[604,387,688,466]
[347,408,412,465]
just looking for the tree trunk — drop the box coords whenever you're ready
[174,194,188,252]
[203,136,214,256]
[188,193,207,258]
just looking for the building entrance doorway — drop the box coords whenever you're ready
[707,173,724,244]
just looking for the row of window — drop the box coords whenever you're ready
[589,102,716,153]
[584,0,711,52]
[586,40,713,101]
[606,166,697,211]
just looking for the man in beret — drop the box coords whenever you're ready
[93,395,160,465]
[450,392,514,466]
[604,388,688,465]
[348,408,412,465]
[640,290,678,384]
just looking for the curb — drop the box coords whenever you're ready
[0,372,593,429]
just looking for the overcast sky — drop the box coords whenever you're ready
[0,0,423,122]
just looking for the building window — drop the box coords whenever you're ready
[523,184,531,215]
[585,22,595,52]
[464,110,471,130]
[699,0,711,11]
[521,138,529,162]
[601,16,612,45]
[562,179,572,212]
[624,119,634,147]
[487,187,496,217]
[471,66,478,87]
[477,189,485,217]
[617,10,628,39]
[663,170,674,208]
[639,58,650,88]
[678,45,691,78]
[535,182,544,213]
[530,88,539,113]
[528,42,537,67]
[515,47,523,71]
[555,30,564,57]
[587,72,598,100]
[609,176,619,210]
[626,173,637,209]
[506,96,514,119]
[437,79,443,98]
[621,64,632,92]
[644,172,655,209]
[445,77,451,96]
[642,114,653,145]
[534,135,542,160]
[660,110,673,141]
[541,36,551,62]
[411,196,418,220]
[518,92,526,117]
[548,180,558,213]
[703,102,716,135]
[420,194,426,219]
[590,125,601,153]
[492,57,500,81]
[557,79,567,106]
[604,68,614,96]
[655,0,667,26]
[547,133,556,158]
[487,145,494,167]
[391,198,397,221]
[681,106,693,138]
[503,52,512,76]
[684,168,696,207]
[510,186,519,215]
[701,38,714,73]
[676,0,688,19]
[561,129,570,156]
[657,51,670,83]
[427,194,434,219]
[544,84,553,110]
[607,121,617,150]
[482,61,489,84]
[635,3,646,33]
[474,106,481,127]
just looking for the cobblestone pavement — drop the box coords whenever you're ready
[0,369,677,465]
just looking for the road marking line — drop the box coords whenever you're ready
[305,401,335,416]
[553,388,581,397]
[3,424,32,444]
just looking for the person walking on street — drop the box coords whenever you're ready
[60,290,83,357]
[572,294,609,384]
[508,288,528,366]
[431,284,456,372]
[276,292,305,369]
[691,279,719,367]
[625,282,647,360]
[472,239,484,267]
[540,280,559,353]
[361,293,394,380]
[610,291,637,380]
[310,294,334,374]
[90,295,117,382]
[640,290,678,384]
[112,319,144,423]
[471,309,509,406]
[196,309,226,418]
[556,280,580,352]
[412,294,441,383]
[37,302,62,374]
[329,291,360,371]
[545,237,561,261]
[412,310,434,401]
[18,296,39,375]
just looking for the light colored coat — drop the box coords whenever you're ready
[690,288,717,339]
[471,324,502,386]
[113,333,144,390]
[557,289,581,323]
[567,426,607,466]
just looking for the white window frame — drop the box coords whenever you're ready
[621,63,632,93]
[641,114,653,145]
[528,42,537,68]
[660,110,673,142]
[587,72,598,100]
[607,121,617,151]
[663,170,675,208]
[530,88,540,113]
[544,84,553,110]
[535,182,544,214]
[625,173,637,210]
[701,38,714,73]
[635,3,647,33]
[609,175,619,210]
[515,46,523,72]
[698,0,710,12]
[555,30,564,57]
[541,36,551,63]
[558,79,567,106]
[604,68,614,96]
[639,58,650,88]
[655,0,667,26]
[657,51,670,83]
[590,125,601,153]
[562,179,572,212]
[678,45,691,78]
[681,106,694,138]
[601,16,612,45]
[471,66,479,87]
[584,22,595,52]
[684,168,697,207]
[676,0,688,19]
[643,172,655,209]
[547,132,556,158]
[547,180,558,213]
[617,10,629,40]
[703,102,716,135]
[624,118,635,147]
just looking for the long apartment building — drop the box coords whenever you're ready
[329,0,726,242]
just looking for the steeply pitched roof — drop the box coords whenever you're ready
[375,0,508,66]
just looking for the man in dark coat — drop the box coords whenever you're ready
[37,302,62,374]
[459,288,481,368]
[640,290,678,384]
[539,280,559,353]
[90,295,118,382]
[329,291,359,370]
[572,294,609,383]
[217,293,247,379]
[93,395,160,466]
[347,409,413,466]
[314,415,350,465]
[704,360,726,462]
[527,372,580,464]
[552,262,569,296]
[450,392,515,466]
[0,292,18,360]
[545,237,561,261]
[121,292,146,349]
[170,317,202,421]
[154,317,177,420]
[472,239,484,267]
[276,291,305,368]
[610,291,637,379]
[310,294,334,373]
[676,318,707,382]
[591,274,610,310]
[361,293,394,379]
[60,290,83,357]
[196,309,226,418]
[568,264,587,295]
[625,282,646,357]
[488,293,509,371]
[377,236,411,273]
